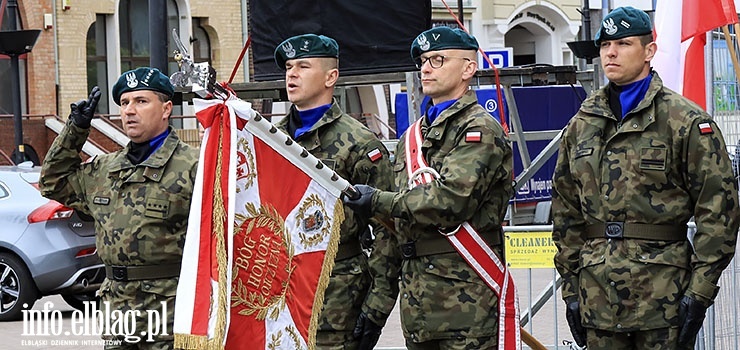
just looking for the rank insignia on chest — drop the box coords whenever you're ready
[465,131,482,143]
[698,122,714,135]
[93,196,110,205]
[367,148,383,162]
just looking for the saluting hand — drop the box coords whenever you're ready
[70,86,101,128]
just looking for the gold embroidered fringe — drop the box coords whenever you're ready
[307,200,344,349]
[174,333,208,349]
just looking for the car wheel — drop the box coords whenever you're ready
[0,253,39,321]
[62,292,99,312]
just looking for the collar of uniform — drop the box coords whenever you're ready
[423,90,478,142]
[108,126,180,172]
[580,71,663,127]
[284,98,341,139]
[138,128,180,168]
[309,98,342,131]
[580,84,624,124]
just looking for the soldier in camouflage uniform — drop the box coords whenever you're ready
[273,34,397,350]
[552,7,740,350]
[40,67,199,350]
[344,27,514,349]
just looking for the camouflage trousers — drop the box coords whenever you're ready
[97,277,177,350]
[586,327,689,350]
[315,254,371,349]
[405,336,497,350]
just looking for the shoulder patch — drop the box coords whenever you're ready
[367,148,383,162]
[465,131,482,143]
[698,122,713,135]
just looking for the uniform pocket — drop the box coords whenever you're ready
[140,278,178,298]
[625,240,689,327]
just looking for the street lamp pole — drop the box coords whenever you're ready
[1,0,40,165]
[7,0,24,164]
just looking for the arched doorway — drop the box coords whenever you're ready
[494,3,580,66]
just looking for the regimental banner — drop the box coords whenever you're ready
[504,231,556,269]
[174,98,344,350]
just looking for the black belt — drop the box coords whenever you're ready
[400,229,502,259]
[105,263,182,282]
[584,222,687,241]
[335,241,363,261]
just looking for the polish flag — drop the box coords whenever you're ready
[653,0,738,110]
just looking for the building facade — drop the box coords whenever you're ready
[0,0,658,163]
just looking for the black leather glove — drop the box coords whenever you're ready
[565,296,586,348]
[359,225,374,251]
[677,295,708,345]
[353,312,382,350]
[69,86,101,128]
[342,184,377,220]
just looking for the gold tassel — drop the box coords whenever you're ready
[174,333,208,349]
[307,200,344,349]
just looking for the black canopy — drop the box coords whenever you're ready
[249,0,431,81]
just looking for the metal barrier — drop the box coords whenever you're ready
[505,221,740,350]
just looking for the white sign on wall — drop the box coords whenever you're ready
[481,47,514,69]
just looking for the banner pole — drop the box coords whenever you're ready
[724,25,740,85]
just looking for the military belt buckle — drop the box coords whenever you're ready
[604,222,624,239]
[110,266,128,281]
[400,242,417,259]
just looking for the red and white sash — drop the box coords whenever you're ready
[405,119,520,350]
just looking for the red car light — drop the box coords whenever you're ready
[75,247,97,258]
[28,200,75,223]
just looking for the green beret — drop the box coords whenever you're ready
[274,34,339,69]
[111,67,174,106]
[594,6,652,45]
[411,26,479,61]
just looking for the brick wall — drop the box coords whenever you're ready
[14,0,243,161]
[0,117,53,165]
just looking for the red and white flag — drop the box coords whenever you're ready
[174,98,344,350]
[653,0,739,109]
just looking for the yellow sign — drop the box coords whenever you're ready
[504,231,556,269]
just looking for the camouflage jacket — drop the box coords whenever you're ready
[373,90,513,342]
[552,71,739,331]
[275,100,398,329]
[40,123,199,267]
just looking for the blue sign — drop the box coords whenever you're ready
[482,48,513,69]
[394,85,587,204]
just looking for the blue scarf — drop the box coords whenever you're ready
[619,74,652,118]
[148,129,169,155]
[426,99,457,124]
[295,104,331,139]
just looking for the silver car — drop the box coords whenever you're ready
[0,163,104,321]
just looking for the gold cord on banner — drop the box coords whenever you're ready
[208,111,229,350]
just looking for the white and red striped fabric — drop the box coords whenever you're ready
[653,0,739,109]
[405,119,521,350]
[174,98,343,350]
